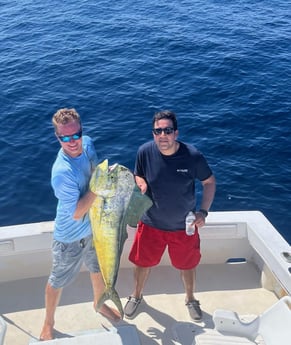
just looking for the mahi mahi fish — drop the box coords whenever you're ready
[89,159,152,318]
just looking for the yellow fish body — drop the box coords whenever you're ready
[89,159,152,317]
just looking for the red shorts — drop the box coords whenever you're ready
[129,221,201,270]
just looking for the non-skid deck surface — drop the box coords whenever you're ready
[1,263,277,345]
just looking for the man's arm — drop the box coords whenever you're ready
[200,174,216,211]
[195,175,216,227]
[73,190,96,220]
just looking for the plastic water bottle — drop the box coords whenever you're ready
[185,211,196,236]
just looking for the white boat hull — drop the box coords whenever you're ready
[0,211,290,345]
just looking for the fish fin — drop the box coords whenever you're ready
[96,287,124,319]
[124,185,153,227]
[117,185,152,256]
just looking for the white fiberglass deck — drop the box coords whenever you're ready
[0,262,279,345]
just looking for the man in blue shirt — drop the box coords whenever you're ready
[40,108,120,341]
[124,110,216,321]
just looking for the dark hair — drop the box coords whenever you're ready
[152,110,178,130]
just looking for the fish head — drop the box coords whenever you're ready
[90,159,113,197]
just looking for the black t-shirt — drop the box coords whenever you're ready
[134,141,213,231]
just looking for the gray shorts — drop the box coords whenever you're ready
[48,234,100,289]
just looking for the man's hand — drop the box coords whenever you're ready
[135,176,147,194]
[194,211,206,228]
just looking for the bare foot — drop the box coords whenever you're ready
[97,304,121,322]
[39,324,54,341]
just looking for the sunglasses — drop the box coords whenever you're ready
[57,130,83,143]
[152,127,175,135]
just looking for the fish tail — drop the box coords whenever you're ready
[96,287,124,319]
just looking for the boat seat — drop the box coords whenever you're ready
[0,316,7,345]
[195,296,291,345]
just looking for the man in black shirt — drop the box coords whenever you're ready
[124,110,216,321]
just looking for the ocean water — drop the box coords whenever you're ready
[0,0,290,244]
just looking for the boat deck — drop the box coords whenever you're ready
[1,261,278,345]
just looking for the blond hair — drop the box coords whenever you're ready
[52,108,81,132]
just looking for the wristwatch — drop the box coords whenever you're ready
[198,209,208,217]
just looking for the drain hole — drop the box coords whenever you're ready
[281,252,291,263]
[226,258,247,264]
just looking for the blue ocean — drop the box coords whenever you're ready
[0,0,290,244]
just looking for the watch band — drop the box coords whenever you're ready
[199,209,208,217]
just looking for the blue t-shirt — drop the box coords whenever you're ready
[134,141,213,231]
[51,135,99,242]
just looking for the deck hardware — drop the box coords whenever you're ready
[226,258,247,264]
[281,252,291,263]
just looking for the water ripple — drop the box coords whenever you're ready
[0,0,290,244]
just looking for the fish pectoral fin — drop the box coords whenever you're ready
[96,287,124,319]
[125,185,153,227]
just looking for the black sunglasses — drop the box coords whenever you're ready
[57,130,83,143]
[152,127,175,135]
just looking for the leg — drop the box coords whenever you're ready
[181,268,202,321]
[128,223,164,298]
[180,268,196,303]
[132,265,150,299]
[39,283,62,340]
[124,265,150,319]
[168,230,201,306]
[126,222,165,318]
[90,272,121,321]
[40,238,85,339]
